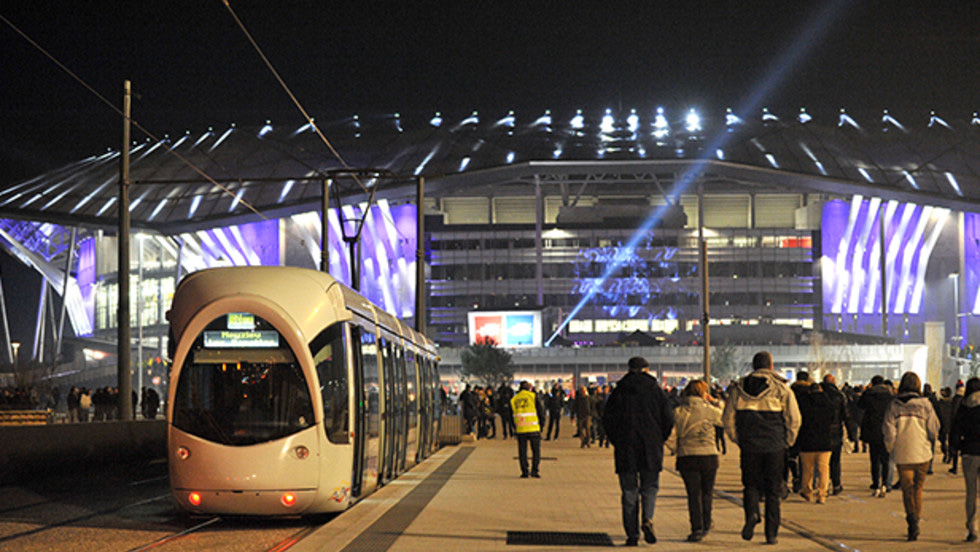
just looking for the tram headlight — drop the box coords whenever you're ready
[176,446,191,460]
[294,446,310,459]
[188,492,202,506]
[281,492,297,507]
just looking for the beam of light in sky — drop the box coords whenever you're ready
[546,0,850,346]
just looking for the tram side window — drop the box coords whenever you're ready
[360,331,380,439]
[310,324,349,444]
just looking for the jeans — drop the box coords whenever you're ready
[740,450,785,540]
[546,411,561,439]
[680,467,717,533]
[516,432,541,476]
[618,470,660,540]
[800,451,831,501]
[868,441,890,488]
[830,443,842,488]
[964,454,980,535]
[897,462,929,520]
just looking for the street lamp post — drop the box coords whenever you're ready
[950,272,960,348]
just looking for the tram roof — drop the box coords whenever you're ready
[1,107,978,234]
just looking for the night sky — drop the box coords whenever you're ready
[0,0,977,345]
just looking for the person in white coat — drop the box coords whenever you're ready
[669,379,724,542]
[883,371,941,541]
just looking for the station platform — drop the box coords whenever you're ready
[294,419,975,551]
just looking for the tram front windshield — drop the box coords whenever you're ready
[172,312,314,446]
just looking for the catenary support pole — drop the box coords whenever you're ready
[321,178,331,274]
[55,227,78,363]
[415,176,426,334]
[118,80,133,421]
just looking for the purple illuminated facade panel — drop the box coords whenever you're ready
[965,213,980,316]
[822,198,950,318]
[76,237,96,335]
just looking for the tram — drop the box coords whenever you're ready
[165,266,441,515]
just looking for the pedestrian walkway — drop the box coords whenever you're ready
[296,419,973,551]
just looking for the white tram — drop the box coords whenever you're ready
[165,266,441,515]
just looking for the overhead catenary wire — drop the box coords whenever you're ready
[0,12,268,222]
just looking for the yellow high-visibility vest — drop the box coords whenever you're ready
[511,390,540,433]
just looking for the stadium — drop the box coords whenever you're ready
[1,105,978,389]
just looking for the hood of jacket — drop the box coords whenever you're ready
[964,391,980,408]
[739,369,788,398]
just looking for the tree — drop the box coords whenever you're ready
[711,342,743,383]
[460,338,514,389]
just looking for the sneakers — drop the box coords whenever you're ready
[641,520,657,544]
[966,533,978,543]
[873,485,887,498]
[624,537,638,546]
[741,513,760,541]
[765,535,779,545]
[832,485,843,496]
[815,497,826,504]
[686,531,704,542]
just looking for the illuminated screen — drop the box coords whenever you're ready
[203,330,279,348]
[226,312,256,330]
[468,311,542,348]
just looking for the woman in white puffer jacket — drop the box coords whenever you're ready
[670,379,724,542]
[883,371,941,541]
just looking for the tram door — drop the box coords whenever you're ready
[350,326,365,497]
[380,338,396,482]
[394,348,408,475]
[355,329,381,496]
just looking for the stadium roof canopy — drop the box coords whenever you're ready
[1,107,978,235]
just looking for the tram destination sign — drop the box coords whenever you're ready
[203,330,279,348]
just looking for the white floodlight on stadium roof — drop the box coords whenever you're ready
[882,110,907,133]
[533,110,552,128]
[210,127,234,151]
[570,110,584,130]
[765,154,779,169]
[458,157,471,172]
[762,108,779,123]
[685,109,701,133]
[798,108,812,124]
[129,196,143,213]
[946,172,964,196]
[193,131,213,147]
[279,180,295,203]
[627,109,639,133]
[189,195,202,218]
[459,111,479,127]
[601,109,615,134]
[716,149,725,160]
[726,108,743,128]
[506,151,515,164]
[653,107,669,139]
[904,171,920,190]
[838,108,860,130]
[495,111,516,128]
[858,167,874,183]
[929,111,952,129]
[394,113,403,133]
[973,112,980,126]
[258,122,273,138]
[553,146,563,159]
[149,199,168,221]
[430,112,443,127]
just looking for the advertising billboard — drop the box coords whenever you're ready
[467,311,542,348]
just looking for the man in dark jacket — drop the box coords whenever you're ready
[821,374,852,494]
[722,351,801,545]
[948,377,980,542]
[796,382,836,503]
[603,357,674,547]
[859,375,894,496]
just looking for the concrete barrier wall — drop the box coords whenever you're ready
[0,420,167,483]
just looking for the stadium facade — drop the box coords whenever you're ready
[1,106,978,388]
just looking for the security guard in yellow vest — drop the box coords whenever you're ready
[511,381,545,478]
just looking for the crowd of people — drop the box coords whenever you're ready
[0,384,162,421]
[451,358,980,546]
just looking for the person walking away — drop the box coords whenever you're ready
[497,383,514,439]
[787,371,811,493]
[712,386,727,454]
[938,387,954,463]
[510,381,544,478]
[722,351,801,545]
[603,357,674,546]
[948,377,980,542]
[858,375,894,496]
[545,384,564,440]
[668,379,723,542]
[574,386,593,448]
[821,374,851,495]
[796,382,835,503]
[882,371,941,541]
[950,381,966,474]
[67,386,80,423]
[593,384,609,448]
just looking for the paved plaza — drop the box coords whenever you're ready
[298,418,975,551]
